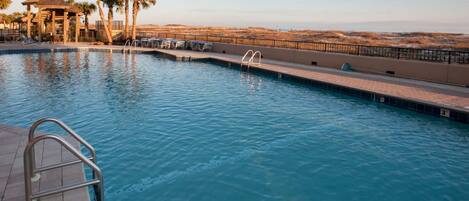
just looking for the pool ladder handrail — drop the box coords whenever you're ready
[123,39,131,53]
[130,40,138,53]
[24,118,103,201]
[241,50,262,67]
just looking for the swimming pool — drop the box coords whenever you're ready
[1,51,468,201]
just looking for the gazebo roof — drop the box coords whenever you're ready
[22,0,39,5]
[36,0,72,9]
[22,0,82,14]
[37,0,69,6]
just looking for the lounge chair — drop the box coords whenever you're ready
[140,38,149,47]
[148,38,159,48]
[201,42,213,52]
[174,40,186,49]
[188,40,203,51]
[161,39,172,49]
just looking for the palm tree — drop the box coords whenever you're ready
[131,0,156,40]
[9,12,22,29]
[104,0,122,44]
[0,13,10,29]
[76,2,97,37]
[0,0,11,10]
[124,0,129,39]
[96,0,112,43]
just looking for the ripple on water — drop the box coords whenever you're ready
[0,52,468,201]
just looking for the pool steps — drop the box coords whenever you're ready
[24,118,103,201]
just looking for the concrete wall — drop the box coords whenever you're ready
[212,43,469,86]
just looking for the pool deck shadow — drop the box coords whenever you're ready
[0,42,468,123]
[0,125,90,201]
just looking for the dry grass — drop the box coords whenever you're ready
[136,24,469,50]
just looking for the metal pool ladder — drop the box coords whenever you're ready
[123,39,131,53]
[123,39,138,53]
[24,118,104,201]
[241,50,262,68]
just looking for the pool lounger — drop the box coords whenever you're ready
[161,39,173,49]
[173,40,186,49]
[148,38,160,48]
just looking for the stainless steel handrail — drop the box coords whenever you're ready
[28,118,97,178]
[24,135,104,201]
[123,39,131,53]
[241,50,262,68]
[131,40,138,52]
[249,51,262,67]
[241,50,255,65]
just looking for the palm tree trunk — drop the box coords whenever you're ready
[85,15,89,38]
[131,0,138,40]
[96,0,112,43]
[108,7,113,44]
[124,0,129,39]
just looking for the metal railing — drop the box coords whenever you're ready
[136,32,469,65]
[123,39,132,53]
[0,29,21,42]
[28,118,97,173]
[24,135,103,201]
[242,50,262,67]
[25,118,103,201]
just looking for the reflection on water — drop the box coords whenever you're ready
[9,51,146,112]
[240,71,263,93]
[0,57,6,91]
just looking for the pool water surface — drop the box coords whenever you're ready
[0,51,468,201]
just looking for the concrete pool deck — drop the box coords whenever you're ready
[0,42,468,123]
[0,125,89,201]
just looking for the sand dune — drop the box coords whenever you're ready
[136,24,469,50]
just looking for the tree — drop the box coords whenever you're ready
[0,13,10,29]
[131,0,156,40]
[102,0,122,44]
[124,0,129,39]
[0,0,11,10]
[9,12,23,29]
[76,2,97,37]
[96,0,112,43]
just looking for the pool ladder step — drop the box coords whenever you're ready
[24,118,104,201]
[241,50,262,68]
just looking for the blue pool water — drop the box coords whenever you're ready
[1,51,469,201]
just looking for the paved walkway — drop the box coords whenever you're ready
[0,125,89,201]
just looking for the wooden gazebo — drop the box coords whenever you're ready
[22,0,83,43]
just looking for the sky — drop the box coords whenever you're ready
[3,0,469,33]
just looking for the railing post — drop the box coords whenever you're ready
[397,48,401,60]
[296,42,299,49]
